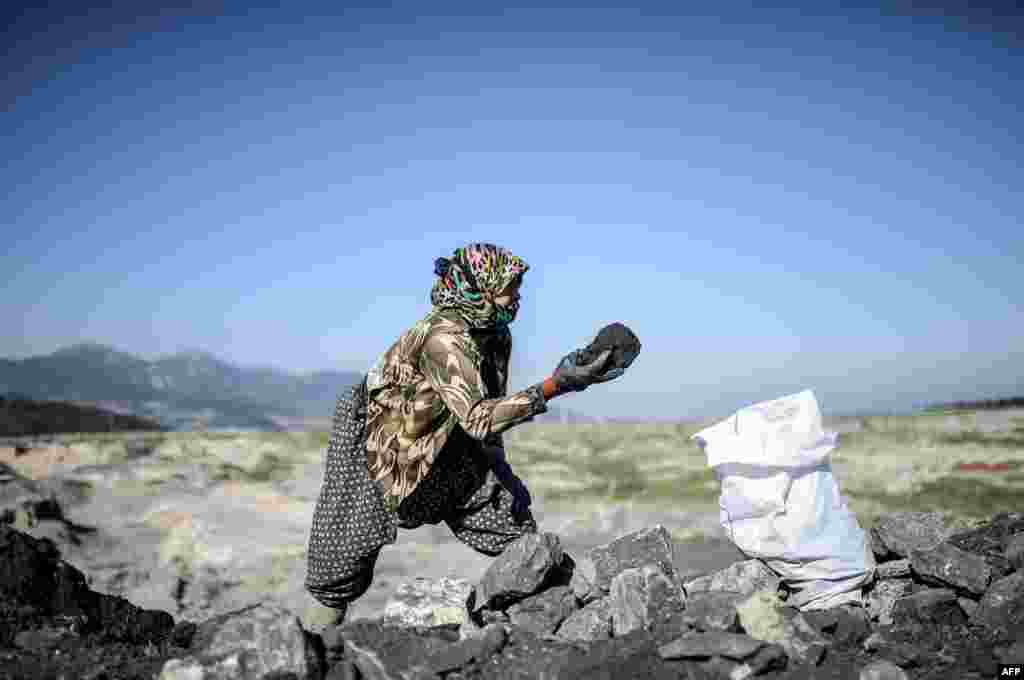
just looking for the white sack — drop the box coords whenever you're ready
[692,389,875,610]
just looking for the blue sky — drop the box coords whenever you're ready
[3,1,1022,419]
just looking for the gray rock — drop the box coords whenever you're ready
[881,643,922,668]
[658,631,765,660]
[861,632,921,667]
[1005,533,1024,571]
[736,591,827,666]
[909,543,991,595]
[91,592,177,645]
[958,597,979,620]
[682,591,744,632]
[568,554,601,604]
[506,585,578,636]
[609,565,688,644]
[946,512,1024,579]
[158,603,313,680]
[557,597,613,643]
[683,559,780,599]
[860,659,911,680]
[875,559,911,580]
[416,623,507,675]
[0,462,66,528]
[866,579,913,625]
[471,532,568,614]
[776,608,828,667]
[692,656,744,678]
[804,605,870,645]
[734,643,788,677]
[326,659,358,680]
[12,627,71,651]
[871,512,961,559]
[560,630,678,680]
[456,620,479,641]
[0,525,173,645]
[861,632,885,651]
[693,649,787,680]
[382,576,472,627]
[890,588,965,626]
[588,525,678,593]
[333,620,458,680]
[477,609,510,627]
[458,626,582,680]
[833,605,871,646]
[802,608,840,634]
[973,570,1024,631]
[996,639,1024,665]
[869,528,889,561]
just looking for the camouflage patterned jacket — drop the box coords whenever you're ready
[364,307,548,506]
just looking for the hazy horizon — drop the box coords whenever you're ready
[5,2,1022,420]
[3,332,1019,420]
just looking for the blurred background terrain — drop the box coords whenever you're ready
[2,386,1022,622]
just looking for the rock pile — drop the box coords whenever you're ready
[2,511,1023,679]
[0,524,183,679]
[0,462,93,532]
[358,514,1024,679]
[0,524,322,680]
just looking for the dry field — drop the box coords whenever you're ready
[503,408,1024,529]
[3,407,1022,623]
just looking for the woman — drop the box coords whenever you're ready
[304,243,621,626]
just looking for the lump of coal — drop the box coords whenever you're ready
[577,323,641,373]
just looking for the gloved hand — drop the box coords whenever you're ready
[590,364,626,384]
[495,462,532,520]
[484,445,532,519]
[551,348,615,393]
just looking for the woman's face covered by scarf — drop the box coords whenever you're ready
[430,243,529,329]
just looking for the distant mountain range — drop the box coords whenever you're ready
[0,343,362,431]
[0,343,595,431]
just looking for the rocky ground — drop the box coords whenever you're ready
[0,431,736,627]
[2,421,1023,678]
[2,509,1023,678]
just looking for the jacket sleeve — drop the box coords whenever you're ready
[419,329,546,441]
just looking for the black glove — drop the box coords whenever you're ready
[495,461,532,520]
[551,348,615,393]
[484,445,532,519]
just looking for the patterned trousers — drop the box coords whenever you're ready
[304,378,537,610]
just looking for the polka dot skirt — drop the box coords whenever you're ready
[305,379,396,608]
[305,378,538,609]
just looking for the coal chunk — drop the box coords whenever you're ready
[577,322,642,373]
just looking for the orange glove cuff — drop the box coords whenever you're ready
[542,377,560,400]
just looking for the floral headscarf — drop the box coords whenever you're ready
[430,243,529,329]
